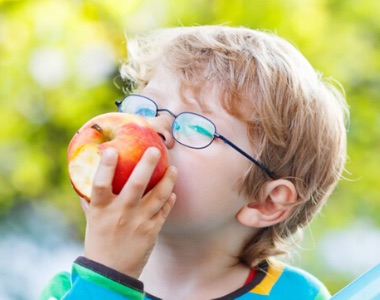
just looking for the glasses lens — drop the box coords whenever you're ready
[173,113,216,148]
[119,95,157,117]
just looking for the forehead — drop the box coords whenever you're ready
[139,62,254,132]
[141,64,218,114]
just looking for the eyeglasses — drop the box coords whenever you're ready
[115,94,277,179]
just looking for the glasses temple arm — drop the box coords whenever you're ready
[215,133,277,180]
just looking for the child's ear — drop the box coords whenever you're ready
[237,179,297,228]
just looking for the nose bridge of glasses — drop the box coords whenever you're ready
[157,108,177,119]
[152,108,178,140]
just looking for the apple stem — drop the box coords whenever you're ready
[91,123,103,133]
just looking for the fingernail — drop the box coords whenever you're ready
[104,148,117,157]
[171,193,177,202]
[168,166,178,176]
[148,147,161,157]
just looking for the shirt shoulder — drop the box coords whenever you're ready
[241,261,331,300]
[39,256,146,300]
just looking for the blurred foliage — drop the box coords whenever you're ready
[1,0,379,294]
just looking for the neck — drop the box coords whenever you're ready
[139,230,252,299]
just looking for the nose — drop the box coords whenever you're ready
[147,114,175,149]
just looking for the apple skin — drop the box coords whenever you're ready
[67,112,168,201]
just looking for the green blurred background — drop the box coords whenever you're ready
[1,0,379,299]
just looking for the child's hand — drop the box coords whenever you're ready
[80,147,177,278]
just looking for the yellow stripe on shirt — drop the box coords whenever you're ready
[250,261,285,295]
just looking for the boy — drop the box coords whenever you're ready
[41,25,348,299]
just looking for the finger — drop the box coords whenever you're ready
[148,193,176,233]
[91,148,118,205]
[158,192,176,220]
[118,147,161,204]
[141,166,178,216]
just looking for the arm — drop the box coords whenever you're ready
[41,148,177,299]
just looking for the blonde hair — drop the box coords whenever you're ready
[120,25,349,268]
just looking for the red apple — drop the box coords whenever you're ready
[67,112,168,201]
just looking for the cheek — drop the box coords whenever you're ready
[172,158,209,204]
[169,150,249,218]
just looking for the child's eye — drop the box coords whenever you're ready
[188,124,214,138]
[135,107,156,117]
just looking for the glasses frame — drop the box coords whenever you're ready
[115,94,277,179]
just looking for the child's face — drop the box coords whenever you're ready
[139,65,256,236]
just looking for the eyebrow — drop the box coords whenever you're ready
[140,89,163,103]
[141,88,215,117]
